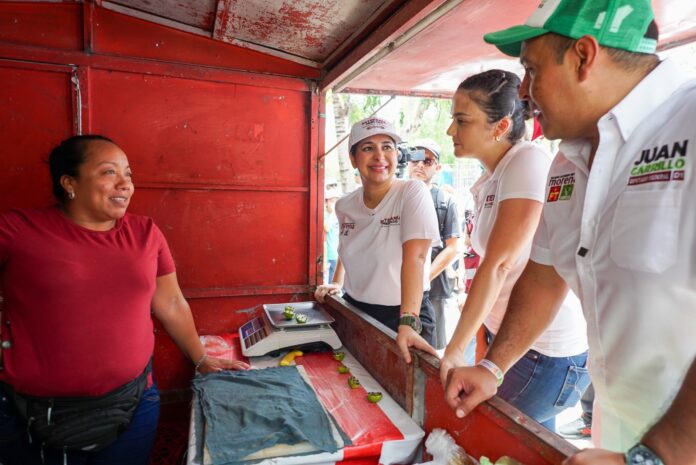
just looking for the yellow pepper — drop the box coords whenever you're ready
[279,350,303,366]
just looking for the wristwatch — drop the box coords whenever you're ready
[625,443,663,465]
[398,313,422,334]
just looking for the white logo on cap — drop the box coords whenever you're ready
[526,0,561,27]
[594,6,634,32]
[361,118,388,130]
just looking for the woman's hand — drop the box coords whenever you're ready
[396,326,438,364]
[439,346,472,386]
[314,283,341,303]
[197,356,250,375]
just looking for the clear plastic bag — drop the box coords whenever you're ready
[415,429,526,465]
[416,428,474,465]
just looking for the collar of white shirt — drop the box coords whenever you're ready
[610,58,690,141]
[558,58,690,169]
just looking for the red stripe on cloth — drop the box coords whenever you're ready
[296,352,404,455]
[337,456,384,465]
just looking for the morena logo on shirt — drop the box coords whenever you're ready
[628,139,688,186]
[340,222,355,236]
[484,195,495,209]
[380,216,400,227]
[547,173,575,202]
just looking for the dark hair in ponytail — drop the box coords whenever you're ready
[48,135,116,204]
[457,69,529,144]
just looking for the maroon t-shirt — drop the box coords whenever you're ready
[0,207,175,396]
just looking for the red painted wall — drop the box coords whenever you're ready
[0,2,322,392]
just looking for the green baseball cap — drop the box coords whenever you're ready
[484,0,657,57]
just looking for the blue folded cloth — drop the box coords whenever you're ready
[193,366,342,465]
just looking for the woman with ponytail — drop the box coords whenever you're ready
[440,70,589,431]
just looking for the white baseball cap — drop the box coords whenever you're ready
[348,117,402,149]
[413,139,442,160]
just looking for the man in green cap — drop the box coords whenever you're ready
[443,1,696,464]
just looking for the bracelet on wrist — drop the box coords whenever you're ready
[478,358,504,386]
[194,354,208,371]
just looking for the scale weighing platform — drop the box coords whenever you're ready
[239,301,342,356]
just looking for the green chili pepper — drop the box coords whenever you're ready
[337,364,350,374]
[333,351,345,361]
[348,376,360,389]
[367,392,383,403]
[295,313,307,324]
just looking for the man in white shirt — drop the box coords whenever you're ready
[442,1,696,464]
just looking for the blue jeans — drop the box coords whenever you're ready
[0,384,160,465]
[486,329,591,431]
[327,259,337,283]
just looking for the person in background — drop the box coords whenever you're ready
[323,186,341,283]
[439,70,589,431]
[446,1,696,463]
[0,135,248,465]
[315,117,440,362]
[407,139,461,351]
[461,209,480,295]
[558,384,593,440]
[325,176,339,191]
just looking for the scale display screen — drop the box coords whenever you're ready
[238,302,342,357]
[240,316,270,349]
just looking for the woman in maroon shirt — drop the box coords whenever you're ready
[0,135,249,465]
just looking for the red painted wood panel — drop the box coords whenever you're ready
[92,7,320,79]
[112,0,217,31]
[0,3,82,52]
[422,375,573,464]
[0,61,73,210]
[129,189,309,289]
[87,68,311,188]
[87,66,313,295]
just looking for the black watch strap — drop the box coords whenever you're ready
[398,313,422,334]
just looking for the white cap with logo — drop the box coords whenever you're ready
[413,139,442,160]
[348,117,402,149]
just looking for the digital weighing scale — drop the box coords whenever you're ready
[239,301,342,356]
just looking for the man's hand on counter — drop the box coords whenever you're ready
[396,326,438,364]
[444,366,497,418]
[562,449,624,465]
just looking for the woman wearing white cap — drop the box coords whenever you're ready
[315,117,440,362]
